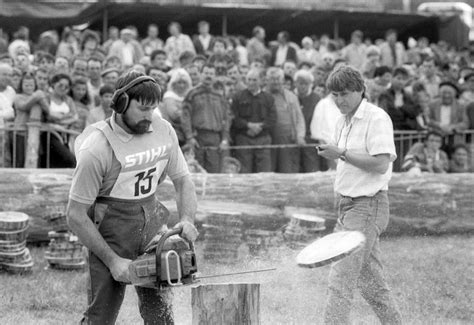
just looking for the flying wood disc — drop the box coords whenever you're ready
[296,231,366,268]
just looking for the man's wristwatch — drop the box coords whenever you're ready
[339,148,348,161]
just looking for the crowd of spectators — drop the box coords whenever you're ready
[0,22,474,173]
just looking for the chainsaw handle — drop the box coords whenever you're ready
[155,224,195,286]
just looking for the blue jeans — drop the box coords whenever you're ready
[324,191,402,325]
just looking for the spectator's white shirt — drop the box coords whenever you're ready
[310,95,342,144]
[275,45,288,66]
[440,105,451,127]
[0,86,16,127]
[122,42,135,67]
[198,34,212,51]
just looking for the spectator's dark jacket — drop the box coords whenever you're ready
[467,102,474,129]
[378,88,420,130]
[231,89,277,137]
[192,35,216,57]
[297,91,320,140]
[270,45,298,66]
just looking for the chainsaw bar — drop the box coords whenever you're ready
[195,267,276,280]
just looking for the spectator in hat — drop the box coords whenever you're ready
[459,72,474,106]
[193,21,215,57]
[141,24,164,57]
[164,22,195,68]
[379,29,406,68]
[428,81,469,135]
[101,68,120,88]
[270,31,298,67]
[341,30,367,70]
[109,28,144,69]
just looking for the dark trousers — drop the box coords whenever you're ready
[195,129,222,173]
[271,132,300,173]
[39,132,76,168]
[234,133,272,173]
[300,138,328,173]
[83,196,173,325]
[12,133,26,168]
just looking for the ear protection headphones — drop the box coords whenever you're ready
[110,76,159,114]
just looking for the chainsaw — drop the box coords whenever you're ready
[128,226,275,288]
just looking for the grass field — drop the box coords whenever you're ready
[1,235,473,325]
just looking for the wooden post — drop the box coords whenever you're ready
[192,283,260,325]
[24,106,43,168]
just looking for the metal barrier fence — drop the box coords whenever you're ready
[1,124,473,171]
[0,123,79,168]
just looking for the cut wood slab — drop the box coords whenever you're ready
[1,169,473,242]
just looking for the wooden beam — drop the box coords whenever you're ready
[1,169,473,242]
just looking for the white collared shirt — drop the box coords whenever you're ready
[333,99,397,197]
[275,45,288,66]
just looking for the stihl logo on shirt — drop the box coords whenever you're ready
[124,145,169,168]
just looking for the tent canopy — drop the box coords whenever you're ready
[0,0,462,47]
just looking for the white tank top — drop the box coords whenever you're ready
[49,100,70,119]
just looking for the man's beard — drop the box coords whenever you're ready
[123,115,151,134]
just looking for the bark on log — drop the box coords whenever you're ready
[192,283,260,325]
[0,168,473,243]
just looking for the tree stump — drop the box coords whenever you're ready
[192,283,260,325]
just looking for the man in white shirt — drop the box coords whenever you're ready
[164,22,196,68]
[271,31,297,67]
[318,65,402,325]
[193,21,214,57]
[0,63,15,167]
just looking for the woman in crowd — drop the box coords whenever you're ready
[69,77,90,133]
[41,73,77,168]
[12,72,49,167]
[159,68,192,146]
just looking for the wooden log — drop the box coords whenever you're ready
[192,283,260,325]
[1,168,474,242]
[24,106,43,168]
